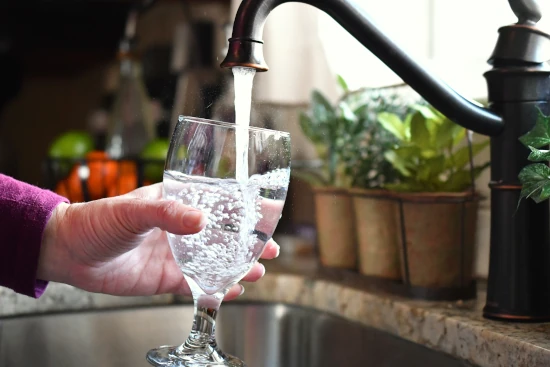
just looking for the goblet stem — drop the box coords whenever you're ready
[175,277,246,366]
[179,290,223,354]
[146,278,245,366]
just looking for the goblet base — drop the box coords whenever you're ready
[146,345,245,367]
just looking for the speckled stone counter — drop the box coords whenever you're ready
[2,255,550,367]
[0,283,173,317]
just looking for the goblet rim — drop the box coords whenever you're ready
[177,115,290,137]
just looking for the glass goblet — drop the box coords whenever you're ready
[146,116,291,367]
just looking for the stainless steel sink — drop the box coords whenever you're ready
[0,302,474,367]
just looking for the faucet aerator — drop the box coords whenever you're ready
[221,38,268,72]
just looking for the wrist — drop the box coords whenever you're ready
[37,202,70,283]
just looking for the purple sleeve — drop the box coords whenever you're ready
[0,174,69,298]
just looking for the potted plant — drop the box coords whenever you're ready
[377,104,490,289]
[296,78,356,269]
[340,83,421,280]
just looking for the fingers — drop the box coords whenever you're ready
[170,275,193,296]
[118,184,206,235]
[223,261,267,301]
[241,262,266,282]
[256,198,285,235]
[124,183,163,200]
[116,198,206,236]
[224,283,245,301]
[224,240,280,298]
[239,239,280,282]
[260,239,280,260]
[152,200,207,234]
[185,242,279,301]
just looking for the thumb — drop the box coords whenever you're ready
[111,198,207,236]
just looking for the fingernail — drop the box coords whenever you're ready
[183,210,205,228]
[259,262,266,277]
[239,284,245,296]
[275,245,280,258]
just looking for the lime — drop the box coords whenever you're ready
[140,138,171,183]
[48,131,94,177]
[48,131,94,158]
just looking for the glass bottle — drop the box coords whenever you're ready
[106,11,154,159]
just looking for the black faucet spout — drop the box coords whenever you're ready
[221,0,504,136]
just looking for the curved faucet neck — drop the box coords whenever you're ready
[223,0,507,135]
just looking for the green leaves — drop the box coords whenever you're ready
[410,103,442,121]
[446,140,490,171]
[299,78,373,188]
[337,74,349,92]
[442,162,490,192]
[299,75,491,193]
[290,168,329,187]
[519,109,550,148]
[410,111,431,147]
[518,164,550,203]
[311,90,335,126]
[378,112,407,140]
[518,108,550,205]
[299,76,413,189]
[527,147,550,162]
[299,90,341,186]
[384,150,411,177]
[376,104,490,193]
[299,113,322,145]
[338,101,357,124]
[435,118,465,150]
[418,155,446,182]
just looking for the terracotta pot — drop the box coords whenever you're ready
[396,191,479,289]
[349,188,401,280]
[313,187,357,269]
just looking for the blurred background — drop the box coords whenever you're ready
[0,0,548,278]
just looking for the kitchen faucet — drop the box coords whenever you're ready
[221,0,550,322]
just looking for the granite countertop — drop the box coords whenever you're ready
[1,254,550,367]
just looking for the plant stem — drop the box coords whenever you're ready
[329,145,336,186]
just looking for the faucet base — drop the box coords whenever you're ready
[483,64,550,322]
[483,306,550,323]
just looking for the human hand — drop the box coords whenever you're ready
[37,183,279,301]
